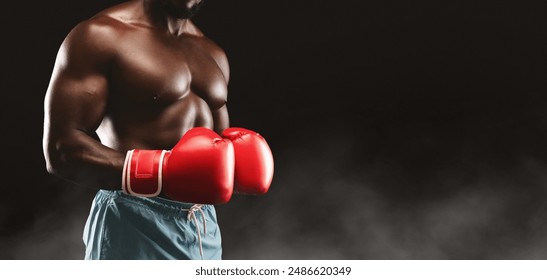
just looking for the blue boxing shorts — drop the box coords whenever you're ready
[83,190,222,260]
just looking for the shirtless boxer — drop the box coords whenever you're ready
[42,0,274,260]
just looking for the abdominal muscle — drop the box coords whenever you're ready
[96,93,214,152]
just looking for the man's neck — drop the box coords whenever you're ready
[142,0,191,37]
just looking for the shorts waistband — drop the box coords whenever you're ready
[95,190,213,215]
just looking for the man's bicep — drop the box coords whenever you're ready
[45,71,108,134]
[45,22,112,135]
[43,53,110,172]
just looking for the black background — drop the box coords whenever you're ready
[2,0,547,259]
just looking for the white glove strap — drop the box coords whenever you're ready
[122,149,167,197]
[121,150,133,195]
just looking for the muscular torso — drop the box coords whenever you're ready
[42,1,230,189]
[96,4,228,151]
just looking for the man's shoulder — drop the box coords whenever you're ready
[59,18,121,62]
[200,37,227,58]
[66,2,139,43]
[73,17,127,37]
[187,27,226,60]
[189,30,230,81]
[58,14,130,65]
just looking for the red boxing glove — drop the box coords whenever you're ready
[122,127,234,204]
[221,127,274,195]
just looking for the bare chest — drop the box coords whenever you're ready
[109,33,227,109]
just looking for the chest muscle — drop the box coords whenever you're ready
[109,33,227,109]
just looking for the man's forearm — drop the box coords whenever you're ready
[45,130,125,190]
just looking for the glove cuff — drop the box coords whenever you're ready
[122,149,168,197]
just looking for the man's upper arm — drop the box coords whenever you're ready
[214,50,230,85]
[45,19,116,131]
[213,104,229,133]
[43,18,116,167]
[210,44,231,133]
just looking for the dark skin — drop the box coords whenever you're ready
[43,0,230,192]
